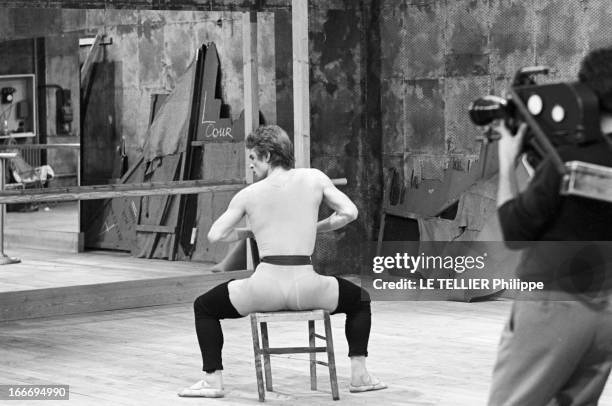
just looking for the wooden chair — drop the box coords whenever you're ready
[246,237,339,401]
[250,309,339,402]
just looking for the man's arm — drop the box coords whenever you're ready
[207,191,251,243]
[316,171,358,233]
[493,121,561,245]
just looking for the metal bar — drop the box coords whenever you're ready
[0,144,80,150]
[0,180,245,204]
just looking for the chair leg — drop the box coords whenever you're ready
[250,316,265,402]
[308,320,317,390]
[260,322,273,392]
[323,312,340,400]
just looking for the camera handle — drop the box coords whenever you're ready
[508,88,567,176]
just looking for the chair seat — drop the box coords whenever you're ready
[252,309,326,322]
[250,309,339,402]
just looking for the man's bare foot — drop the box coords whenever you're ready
[349,356,387,392]
[178,371,224,398]
[349,373,387,393]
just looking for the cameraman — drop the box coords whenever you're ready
[487,48,612,406]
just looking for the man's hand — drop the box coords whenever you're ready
[493,121,528,171]
[494,121,527,207]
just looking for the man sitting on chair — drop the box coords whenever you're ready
[179,125,386,398]
[9,153,54,186]
[5,137,54,189]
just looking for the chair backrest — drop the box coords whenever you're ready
[248,237,260,268]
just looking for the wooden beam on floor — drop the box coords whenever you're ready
[0,270,252,322]
[0,179,245,204]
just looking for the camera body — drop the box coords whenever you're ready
[469,67,603,167]
[469,66,612,203]
[514,81,601,146]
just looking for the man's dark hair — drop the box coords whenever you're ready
[578,47,612,113]
[246,125,295,169]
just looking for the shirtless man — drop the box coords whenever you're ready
[179,125,386,398]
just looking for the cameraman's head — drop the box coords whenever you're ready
[579,47,612,115]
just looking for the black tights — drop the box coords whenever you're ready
[193,277,371,372]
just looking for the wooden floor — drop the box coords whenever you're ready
[2,300,612,406]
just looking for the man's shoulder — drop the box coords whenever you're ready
[231,182,258,203]
[293,167,328,182]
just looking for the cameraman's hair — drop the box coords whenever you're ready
[578,47,612,113]
[246,125,295,169]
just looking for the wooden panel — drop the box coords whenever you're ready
[202,143,244,181]
[81,60,116,184]
[195,44,244,144]
[5,228,81,253]
[135,225,177,233]
[292,0,310,168]
[84,158,144,251]
[134,155,181,259]
[243,11,259,184]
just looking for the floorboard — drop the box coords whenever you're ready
[1,300,611,405]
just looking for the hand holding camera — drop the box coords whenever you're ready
[492,121,528,171]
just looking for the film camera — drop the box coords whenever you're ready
[469,66,612,203]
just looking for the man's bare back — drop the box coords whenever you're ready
[243,168,322,256]
[208,166,357,255]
